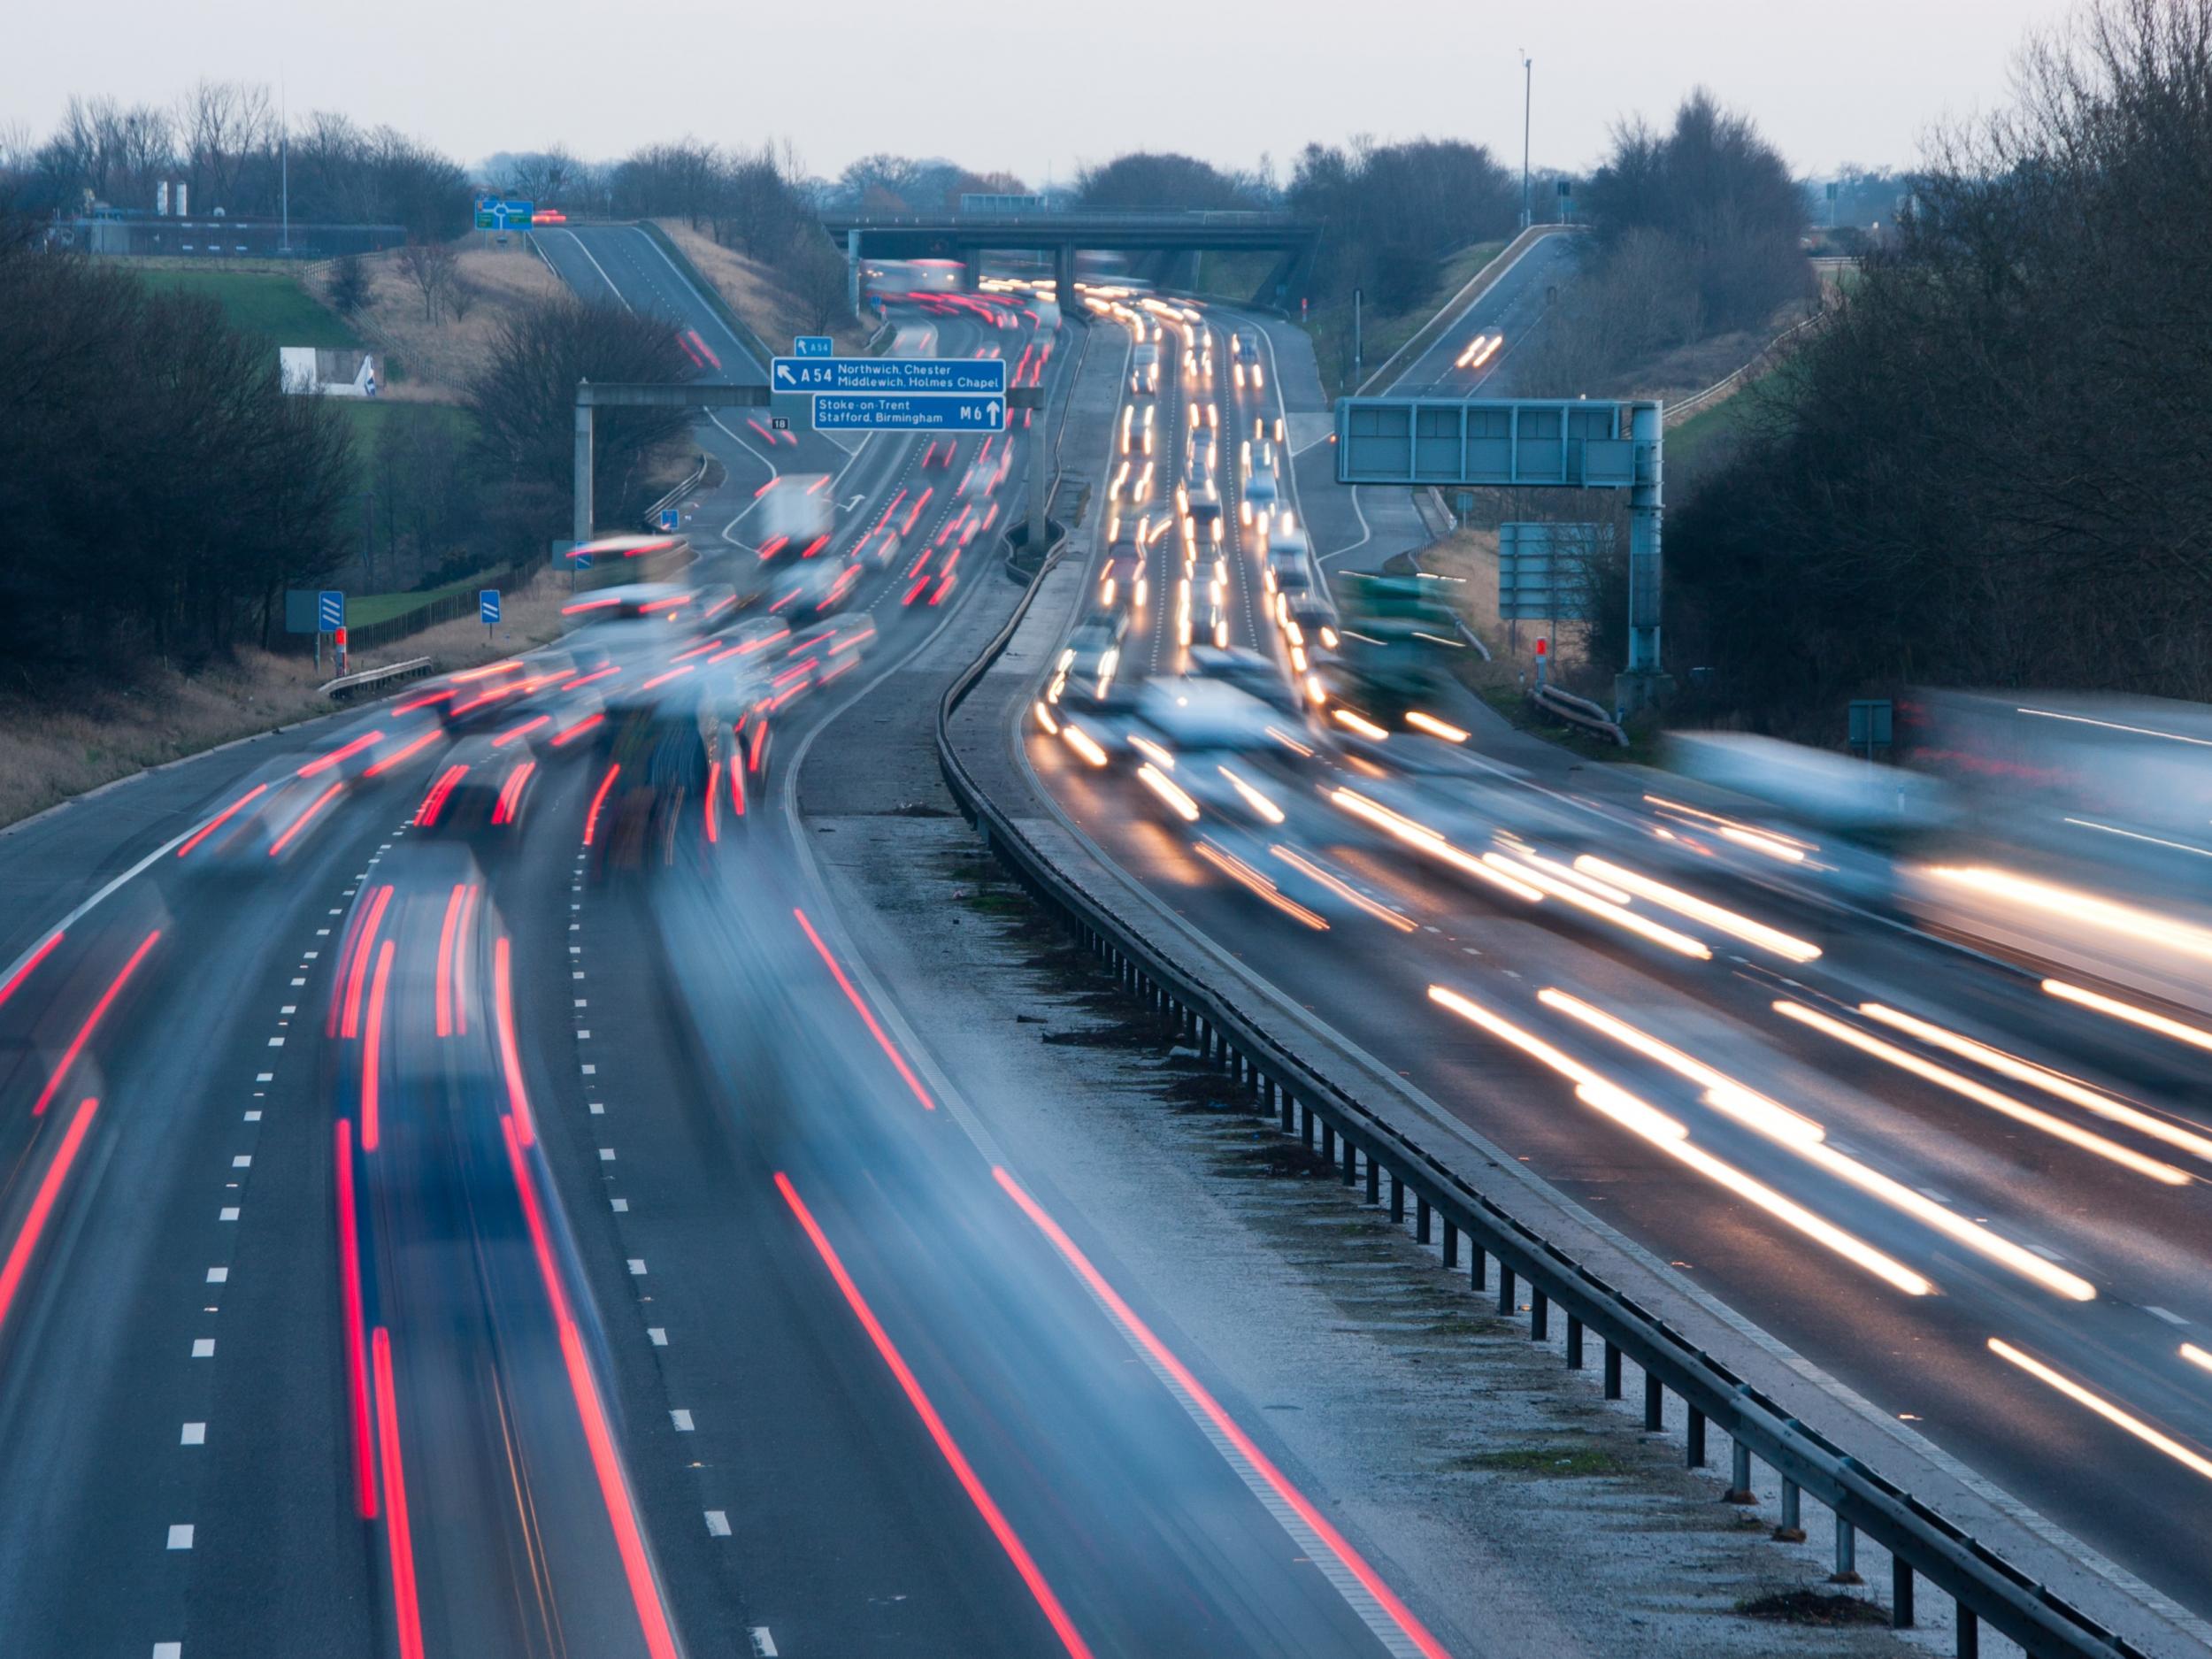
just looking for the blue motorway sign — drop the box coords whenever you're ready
[772,357,1007,396]
[480,589,502,626]
[473,196,534,231]
[657,508,680,533]
[318,589,344,631]
[811,394,1005,432]
[793,335,834,357]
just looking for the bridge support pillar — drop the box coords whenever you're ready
[958,252,979,293]
[846,228,862,319]
[572,391,595,548]
[1052,242,1075,313]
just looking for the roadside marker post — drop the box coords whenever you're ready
[318,590,343,673]
[480,589,502,639]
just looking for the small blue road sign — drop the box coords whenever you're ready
[318,590,344,631]
[811,394,1006,432]
[658,508,680,533]
[794,335,834,357]
[772,357,1006,396]
[480,589,502,626]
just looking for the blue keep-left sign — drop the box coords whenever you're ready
[318,590,344,631]
[811,393,1005,432]
[479,589,502,626]
[794,335,834,357]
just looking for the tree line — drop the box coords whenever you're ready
[0,79,471,237]
[1660,0,2212,726]
[1516,91,1813,396]
[0,237,357,674]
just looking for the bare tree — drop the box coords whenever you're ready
[174,78,273,213]
[395,238,458,323]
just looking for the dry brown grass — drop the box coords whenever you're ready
[652,219,874,357]
[0,571,572,830]
[304,241,567,401]
[1417,527,1594,680]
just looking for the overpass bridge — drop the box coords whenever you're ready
[818,209,1322,309]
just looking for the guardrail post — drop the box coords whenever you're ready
[1280,1091,1294,1133]
[1301,1104,1317,1150]
[1364,1156,1379,1205]
[1441,1220,1457,1268]
[1890,1556,1913,1628]
[1495,1263,1515,1317]
[1530,1286,1548,1341]
[1725,1440,1754,1503]
[1389,1173,1405,1224]
[1565,1314,1582,1369]
[1415,1195,1432,1245]
[1643,1373,1663,1432]
[1602,1340,1623,1400]
[1340,1140,1356,1187]
[1955,1606,1977,1657]
[1469,1244,1486,1292]
[1776,1479,1805,1542]
[1686,1406,1705,1467]
[1831,1518,1860,1585]
[1320,1121,1335,1162]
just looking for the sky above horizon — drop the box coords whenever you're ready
[10,0,2069,185]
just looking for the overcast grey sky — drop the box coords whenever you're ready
[12,0,2069,182]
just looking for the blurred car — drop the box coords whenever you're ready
[1057,613,1129,707]
[766,557,860,622]
[1120,676,1296,827]
[412,734,543,838]
[920,437,956,471]
[1240,469,1278,527]
[1187,644,1298,713]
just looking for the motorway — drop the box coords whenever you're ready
[1008,280,2212,1646]
[1378,229,1581,400]
[0,252,1463,1656]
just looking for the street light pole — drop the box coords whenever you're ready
[1520,51,1534,231]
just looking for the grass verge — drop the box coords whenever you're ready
[0,570,571,831]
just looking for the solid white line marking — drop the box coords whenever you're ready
[671,1409,695,1432]
[181,1424,205,1446]
[704,1510,731,1537]
[648,1327,667,1346]
[2147,1306,2191,1326]
[191,1340,214,1358]
[219,1208,239,1222]
[166,1525,194,1550]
